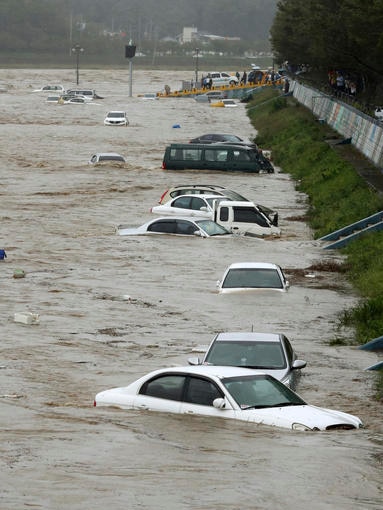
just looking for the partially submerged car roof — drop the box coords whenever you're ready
[227,262,282,270]
[214,332,282,343]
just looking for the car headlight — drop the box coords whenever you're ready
[292,422,313,431]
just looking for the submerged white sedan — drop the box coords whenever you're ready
[94,365,363,431]
[117,216,231,237]
[217,262,289,293]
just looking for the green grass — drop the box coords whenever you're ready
[248,89,383,399]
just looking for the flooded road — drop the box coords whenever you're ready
[0,69,382,509]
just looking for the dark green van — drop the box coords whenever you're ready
[162,143,274,173]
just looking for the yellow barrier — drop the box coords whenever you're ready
[154,78,283,98]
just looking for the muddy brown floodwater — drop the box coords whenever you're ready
[0,69,382,510]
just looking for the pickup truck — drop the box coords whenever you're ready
[151,194,280,237]
[210,200,280,237]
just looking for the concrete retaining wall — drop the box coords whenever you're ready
[290,81,383,169]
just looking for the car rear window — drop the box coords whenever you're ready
[222,268,283,289]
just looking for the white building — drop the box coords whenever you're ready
[181,27,198,44]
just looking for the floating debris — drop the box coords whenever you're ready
[14,312,40,325]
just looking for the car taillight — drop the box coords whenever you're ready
[93,400,97,407]
[159,189,168,202]
[162,162,166,169]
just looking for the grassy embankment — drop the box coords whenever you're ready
[247,88,383,399]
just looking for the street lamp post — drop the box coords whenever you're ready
[71,44,84,85]
[125,42,136,97]
[194,48,200,87]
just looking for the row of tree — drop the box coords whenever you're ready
[0,0,278,56]
[270,0,383,100]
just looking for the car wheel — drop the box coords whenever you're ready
[229,80,237,85]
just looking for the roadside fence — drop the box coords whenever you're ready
[289,80,383,169]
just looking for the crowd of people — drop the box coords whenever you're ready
[327,70,357,98]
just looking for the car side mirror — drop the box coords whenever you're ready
[200,206,209,212]
[213,398,226,409]
[188,356,201,366]
[193,230,202,237]
[292,359,307,370]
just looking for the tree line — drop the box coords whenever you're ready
[270,0,383,101]
[0,0,277,57]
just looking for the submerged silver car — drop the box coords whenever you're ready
[188,332,306,389]
[117,216,231,237]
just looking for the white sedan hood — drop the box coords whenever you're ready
[244,404,363,430]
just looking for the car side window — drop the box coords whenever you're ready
[176,220,198,235]
[219,206,229,222]
[205,149,218,161]
[140,375,185,401]
[190,197,205,211]
[217,150,228,161]
[232,207,269,227]
[233,150,250,161]
[173,196,193,209]
[148,220,176,233]
[184,377,223,406]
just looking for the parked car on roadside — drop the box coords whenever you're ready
[117,217,231,237]
[104,111,129,126]
[217,262,289,293]
[204,72,239,87]
[188,332,306,389]
[94,365,363,431]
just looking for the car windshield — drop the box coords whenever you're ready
[222,190,248,201]
[204,341,286,369]
[107,112,124,118]
[223,374,306,409]
[223,135,242,142]
[195,220,230,236]
[222,268,283,289]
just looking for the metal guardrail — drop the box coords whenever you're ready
[320,211,383,249]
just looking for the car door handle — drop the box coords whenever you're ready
[137,404,149,410]
[184,410,195,414]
